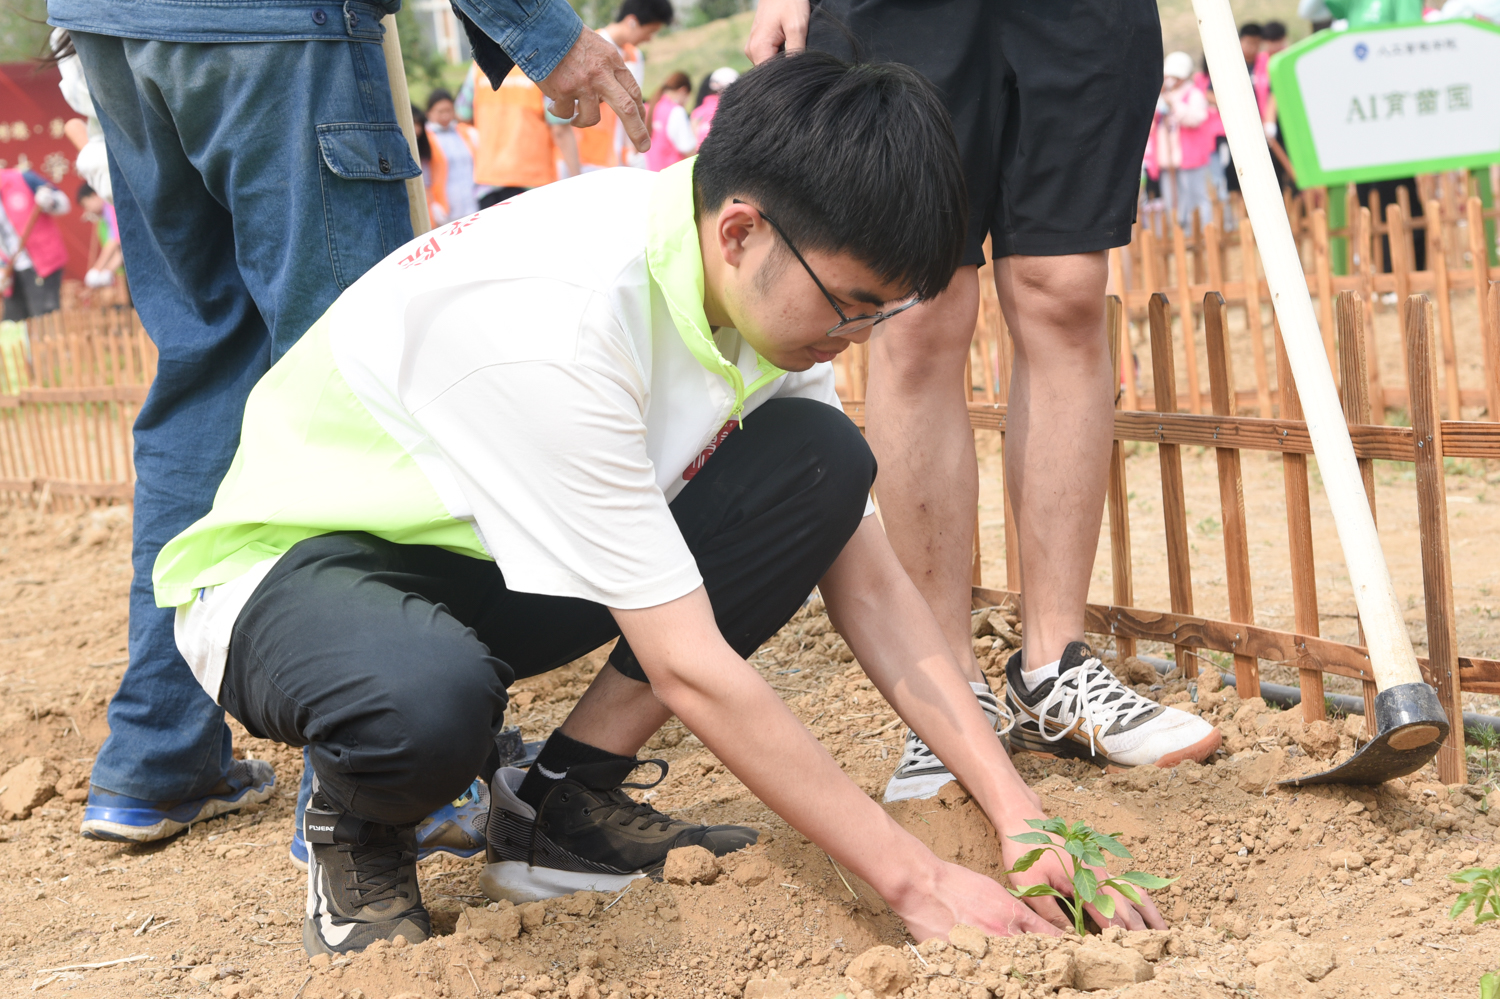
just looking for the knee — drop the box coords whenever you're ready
[761,398,875,516]
[869,266,979,380]
[1000,254,1109,356]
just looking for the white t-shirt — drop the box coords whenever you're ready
[171,164,866,700]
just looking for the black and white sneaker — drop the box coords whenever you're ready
[1005,641,1221,768]
[480,760,758,903]
[883,681,1016,803]
[303,789,430,955]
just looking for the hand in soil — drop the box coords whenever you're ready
[997,810,1168,932]
[892,857,1063,941]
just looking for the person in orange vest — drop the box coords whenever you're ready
[424,89,481,224]
[576,0,674,170]
[472,65,581,209]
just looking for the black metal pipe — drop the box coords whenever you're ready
[1130,654,1500,737]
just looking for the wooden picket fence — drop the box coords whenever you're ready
[0,299,154,507]
[838,275,1500,785]
[1110,171,1500,422]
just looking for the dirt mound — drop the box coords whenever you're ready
[1,508,1498,998]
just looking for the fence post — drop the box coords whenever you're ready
[1203,292,1258,698]
[1238,209,1274,418]
[1171,220,1203,414]
[1425,199,1461,420]
[1312,208,1337,373]
[1106,296,1135,661]
[1405,295,1465,785]
[1148,293,1197,676]
[1336,292,1381,731]
[1469,197,1500,420]
[1271,315,1326,724]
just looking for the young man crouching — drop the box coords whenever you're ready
[154,53,1165,956]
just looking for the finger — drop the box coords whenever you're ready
[601,72,650,151]
[1017,906,1063,937]
[744,25,785,64]
[1022,894,1071,931]
[572,91,602,129]
[550,96,578,121]
[1137,894,1168,930]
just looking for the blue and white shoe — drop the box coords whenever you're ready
[289,751,490,871]
[80,759,276,843]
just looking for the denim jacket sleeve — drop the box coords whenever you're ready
[48,0,581,78]
[450,0,582,82]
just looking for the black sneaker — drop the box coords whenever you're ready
[480,760,758,903]
[302,789,431,955]
[1005,641,1221,768]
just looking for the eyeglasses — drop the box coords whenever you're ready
[733,199,920,337]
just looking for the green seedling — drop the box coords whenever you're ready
[1466,725,1499,778]
[1000,818,1175,938]
[1447,864,1500,999]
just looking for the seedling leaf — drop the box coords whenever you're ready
[1107,880,1143,904]
[1010,832,1055,846]
[1075,868,1098,904]
[1009,848,1046,873]
[1114,871,1176,890]
[1093,893,1116,919]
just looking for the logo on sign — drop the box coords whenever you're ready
[1353,42,1369,60]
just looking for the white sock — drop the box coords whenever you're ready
[1021,656,1061,692]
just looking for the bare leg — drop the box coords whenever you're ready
[557,662,673,756]
[864,265,984,682]
[994,253,1113,670]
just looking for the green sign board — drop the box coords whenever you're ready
[1270,19,1500,187]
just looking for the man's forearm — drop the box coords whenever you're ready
[612,588,938,907]
[820,517,1039,827]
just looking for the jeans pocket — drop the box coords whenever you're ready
[315,122,420,289]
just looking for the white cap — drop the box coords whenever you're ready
[708,67,740,91]
[1163,51,1195,82]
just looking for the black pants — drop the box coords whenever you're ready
[3,268,62,321]
[220,398,875,824]
[478,186,528,210]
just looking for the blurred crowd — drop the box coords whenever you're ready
[410,0,740,226]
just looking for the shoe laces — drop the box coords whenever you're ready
[898,691,1015,767]
[1032,655,1158,755]
[337,838,414,907]
[583,790,679,833]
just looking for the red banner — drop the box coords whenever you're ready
[0,60,101,282]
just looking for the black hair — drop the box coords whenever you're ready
[615,0,674,26]
[411,105,431,162]
[425,88,455,111]
[694,51,966,302]
[77,182,96,200]
[694,72,715,110]
[1262,20,1287,40]
[1239,22,1263,37]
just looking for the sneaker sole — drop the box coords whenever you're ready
[1008,720,1222,769]
[80,782,275,843]
[882,769,957,804]
[479,860,645,904]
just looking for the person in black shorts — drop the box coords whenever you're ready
[747,1,1223,803]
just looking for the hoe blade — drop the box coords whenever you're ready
[1280,682,1450,787]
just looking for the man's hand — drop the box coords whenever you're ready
[893,860,1062,941]
[997,811,1167,933]
[539,29,649,152]
[745,0,810,64]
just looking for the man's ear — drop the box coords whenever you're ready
[715,201,762,271]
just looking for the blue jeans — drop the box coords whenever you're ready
[71,21,418,801]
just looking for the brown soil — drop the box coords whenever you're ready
[2,506,1499,999]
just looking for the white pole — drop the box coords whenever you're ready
[1191,0,1423,690]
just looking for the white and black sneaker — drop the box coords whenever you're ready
[883,681,1016,803]
[1005,641,1221,768]
[302,788,430,955]
[480,760,758,904]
